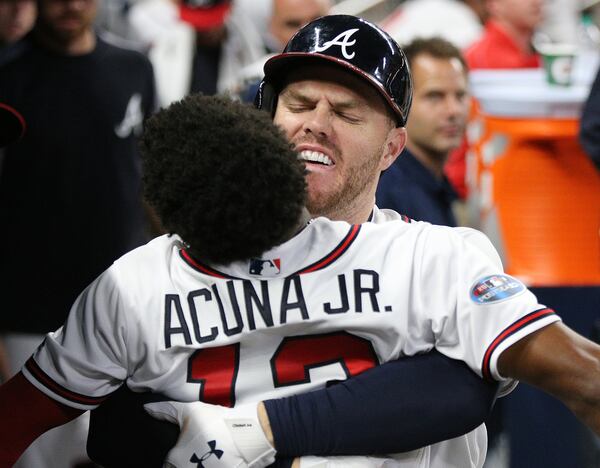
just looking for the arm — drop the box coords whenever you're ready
[0,372,84,465]
[498,321,600,435]
[262,350,498,456]
[90,350,498,466]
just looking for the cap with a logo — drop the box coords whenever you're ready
[179,0,231,31]
[255,14,412,126]
[0,103,25,148]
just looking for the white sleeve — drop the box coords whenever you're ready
[22,268,130,410]
[418,227,561,393]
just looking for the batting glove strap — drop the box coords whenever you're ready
[224,402,277,468]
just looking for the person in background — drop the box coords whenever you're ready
[376,37,469,226]
[0,0,36,63]
[465,0,543,69]
[128,0,264,107]
[444,0,544,201]
[266,0,331,53]
[382,0,485,50]
[0,0,157,464]
[234,0,332,101]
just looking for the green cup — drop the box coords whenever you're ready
[538,44,577,86]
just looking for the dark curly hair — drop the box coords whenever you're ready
[141,94,307,264]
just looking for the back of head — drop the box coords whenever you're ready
[255,14,412,127]
[141,94,307,264]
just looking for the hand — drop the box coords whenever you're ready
[145,400,276,468]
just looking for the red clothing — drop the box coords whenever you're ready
[0,373,83,466]
[444,21,541,198]
[465,20,541,69]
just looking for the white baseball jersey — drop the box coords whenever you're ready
[23,215,560,467]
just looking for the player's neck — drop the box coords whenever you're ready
[318,197,374,224]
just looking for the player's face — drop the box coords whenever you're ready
[274,66,405,221]
[406,54,469,161]
[0,0,36,45]
[37,0,96,43]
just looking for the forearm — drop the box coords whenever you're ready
[258,402,275,446]
[0,372,84,465]
[499,322,600,436]
[262,350,498,456]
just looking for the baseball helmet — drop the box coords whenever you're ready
[255,14,412,126]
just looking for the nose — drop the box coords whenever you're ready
[301,101,332,138]
[65,0,88,11]
[445,94,468,119]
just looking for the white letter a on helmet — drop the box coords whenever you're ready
[315,28,359,60]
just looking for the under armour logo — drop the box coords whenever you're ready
[115,93,144,138]
[314,28,359,60]
[190,440,224,467]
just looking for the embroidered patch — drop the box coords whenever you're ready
[249,258,281,277]
[470,274,526,304]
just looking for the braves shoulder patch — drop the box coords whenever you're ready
[470,274,526,304]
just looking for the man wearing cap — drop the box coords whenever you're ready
[128,0,265,106]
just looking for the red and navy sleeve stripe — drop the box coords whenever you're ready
[292,224,361,276]
[25,358,112,407]
[481,308,556,380]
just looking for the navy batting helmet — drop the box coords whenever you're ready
[254,14,412,126]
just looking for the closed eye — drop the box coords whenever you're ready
[335,110,361,124]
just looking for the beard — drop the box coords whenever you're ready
[306,143,384,220]
[38,12,93,45]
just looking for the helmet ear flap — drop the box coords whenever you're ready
[254,80,278,117]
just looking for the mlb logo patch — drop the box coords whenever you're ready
[249,258,281,277]
[470,274,526,304]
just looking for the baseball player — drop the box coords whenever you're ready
[2,93,597,468]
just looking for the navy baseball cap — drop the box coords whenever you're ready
[0,103,25,148]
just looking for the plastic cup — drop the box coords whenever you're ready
[538,44,577,86]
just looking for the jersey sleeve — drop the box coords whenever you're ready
[418,227,561,393]
[22,268,130,410]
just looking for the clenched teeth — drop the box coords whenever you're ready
[298,150,333,166]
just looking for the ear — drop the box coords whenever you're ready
[379,126,406,171]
